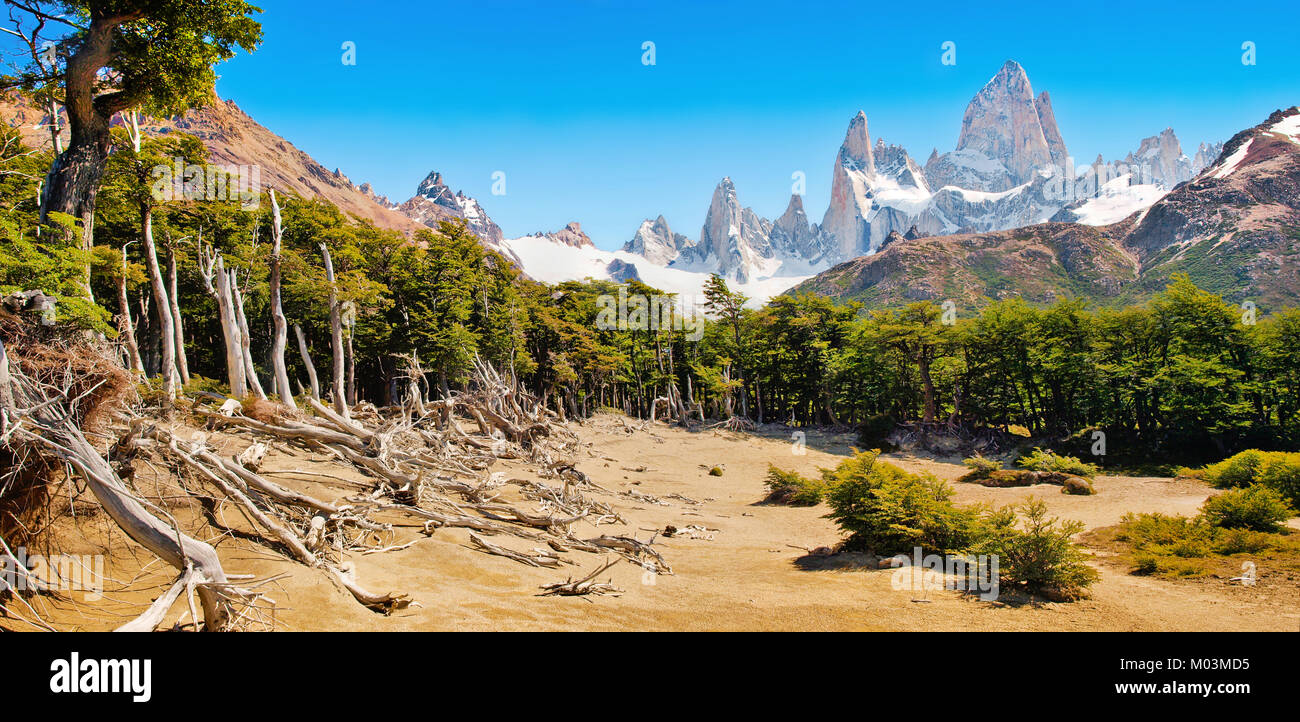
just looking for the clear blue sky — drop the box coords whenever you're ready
[210,0,1300,248]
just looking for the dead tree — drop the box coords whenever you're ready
[0,337,243,630]
[267,191,295,409]
[320,243,349,418]
[294,324,321,401]
[165,236,190,385]
[198,244,247,398]
[115,241,144,373]
[230,275,267,400]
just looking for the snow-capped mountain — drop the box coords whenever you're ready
[625,215,692,265]
[395,171,505,247]
[500,223,808,309]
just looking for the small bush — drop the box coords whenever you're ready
[824,450,980,555]
[1200,485,1294,532]
[708,466,723,476]
[762,465,825,506]
[1199,450,1300,507]
[1015,448,1099,478]
[976,498,1099,598]
[958,455,1001,482]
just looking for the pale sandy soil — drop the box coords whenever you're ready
[9,413,1298,632]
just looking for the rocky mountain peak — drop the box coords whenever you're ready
[672,177,776,283]
[396,170,504,245]
[839,111,876,175]
[946,59,1058,189]
[1035,90,1070,168]
[624,214,694,265]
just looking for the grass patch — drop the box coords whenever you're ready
[1085,511,1300,580]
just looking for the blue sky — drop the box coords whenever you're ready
[208,0,1300,248]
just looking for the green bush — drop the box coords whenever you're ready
[1198,450,1300,507]
[959,455,1001,482]
[1200,485,1294,532]
[976,497,1099,598]
[762,465,825,506]
[1015,447,1100,478]
[824,451,980,555]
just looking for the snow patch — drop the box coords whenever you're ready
[1212,139,1253,179]
[1071,174,1168,226]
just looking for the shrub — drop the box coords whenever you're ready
[976,498,1099,598]
[1199,450,1300,507]
[1015,448,1100,478]
[1200,485,1294,532]
[762,465,825,506]
[708,466,723,476]
[959,455,1001,482]
[824,450,980,555]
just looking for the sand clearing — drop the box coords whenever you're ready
[11,413,1298,632]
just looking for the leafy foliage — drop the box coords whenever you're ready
[1200,485,1294,532]
[1196,450,1300,507]
[762,465,825,506]
[975,498,1100,597]
[1015,448,1099,478]
[823,451,981,555]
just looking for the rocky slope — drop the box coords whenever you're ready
[1,90,426,235]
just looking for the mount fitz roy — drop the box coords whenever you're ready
[559,59,1217,288]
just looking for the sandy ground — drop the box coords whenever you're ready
[8,413,1298,632]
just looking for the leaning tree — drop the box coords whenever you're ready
[2,0,261,261]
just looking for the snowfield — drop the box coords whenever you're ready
[500,235,810,309]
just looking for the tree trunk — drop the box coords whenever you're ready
[201,249,247,398]
[230,277,266,399]
[41,14,144,298]
[345,324,357,406]
[267,191,295,409]
[320,243,349,418]
[294,324,321,401]
[116,245,144,374]
[166,244,190,385]
[140,207,176,403]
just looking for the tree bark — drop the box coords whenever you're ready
[320,243,349,418]
[41,11,146,295]
[140,207,176,403]
[267,191,295,408]
[116,244,144,374]
[166,243,190,385]
[294,324,321,401]
[230,269,267,399]
[200,248,247,398]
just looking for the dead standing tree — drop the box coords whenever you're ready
[320,243,349,419]
[267,190,295,409]
[198,242,247,398]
